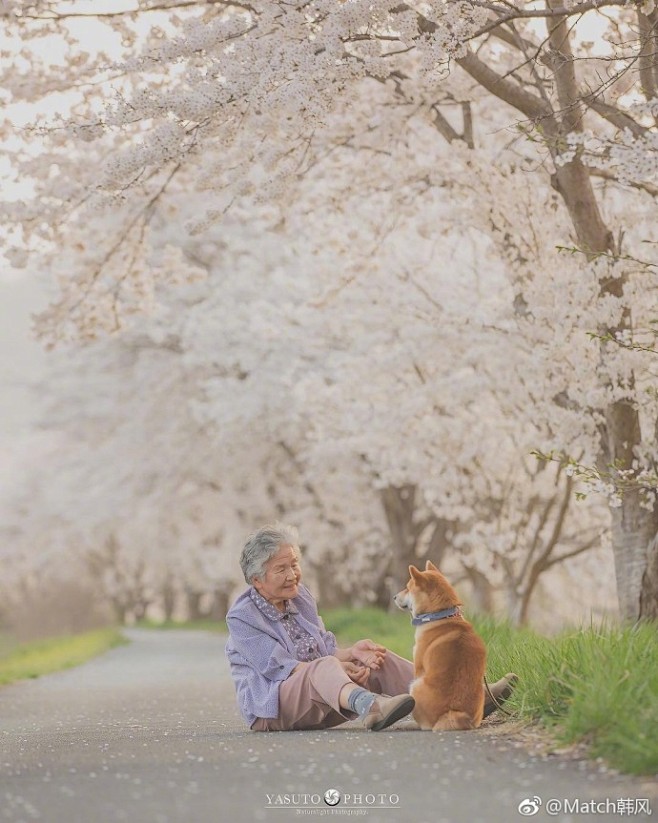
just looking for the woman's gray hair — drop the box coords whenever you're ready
[240,523,300,584]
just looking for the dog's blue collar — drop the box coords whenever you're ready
[411,606,461,626]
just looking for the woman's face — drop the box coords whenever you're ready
[252,544,302,607]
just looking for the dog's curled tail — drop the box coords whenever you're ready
[432,711,478,732]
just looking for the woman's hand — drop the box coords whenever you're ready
[350,639,386,671]
[341,661,370,688]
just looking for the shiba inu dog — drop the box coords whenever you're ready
[394,560,487,731]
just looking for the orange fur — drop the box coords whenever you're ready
[394,560,486,732]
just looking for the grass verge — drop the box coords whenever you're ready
[323,607,658,776]
[0,627,127,686]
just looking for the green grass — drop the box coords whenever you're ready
[323,608,658,776]
[0,627,128,686]
[500,621,658,776]
[321,606,412,657]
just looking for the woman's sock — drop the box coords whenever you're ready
[347,687,377,717]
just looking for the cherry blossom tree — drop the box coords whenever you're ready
[173,182,612,623]
[2,0,657,620]
[2,187,613,625]
[1,232,393,618]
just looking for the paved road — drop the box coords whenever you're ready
[1,629,655,823]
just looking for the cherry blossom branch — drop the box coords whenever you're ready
[589,167,658,198]
[45,160,182,321]
[585,96,648,139]
[543,533,605,570]
[586,331,658,356]
[15,0,256,21]
[532,451,658,499]
[456,49,553,122]
[465,0,628,37]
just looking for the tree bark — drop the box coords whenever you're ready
[462,564,496,614]
[111,600,127,624]
[380,484,421,593]
[313,566,352,609]
[132,598,150,621]
[162,579,176,621]
[186,590,204,621]
[209,585,232,621]
[610,495,658,622]
[640,534,658,621]
[603,401,658,621]
[379,485,451,609]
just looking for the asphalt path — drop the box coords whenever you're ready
[1,629,655,823]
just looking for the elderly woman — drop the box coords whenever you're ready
[225,524,515,732]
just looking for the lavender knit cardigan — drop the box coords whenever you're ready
[225,583,338,727]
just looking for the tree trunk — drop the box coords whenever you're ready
[610,498,655,622]
[602,401,658,621]
[162,580,176,621]
[640,534,658,621]
[379,485,451,610]
[209,586,232,621]
[370,578,394,610]
[186,590,204,621]
[505,587,524,628]
[380,484,419,591]
[311,563,351,609]
[111,600,127,624]
[462,565,496,614]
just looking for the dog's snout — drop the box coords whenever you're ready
[394,590,410,611]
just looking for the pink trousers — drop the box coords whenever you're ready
[251,651,414,732]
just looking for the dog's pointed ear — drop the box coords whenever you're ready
[409,565,423,581]
[425,560,439,572]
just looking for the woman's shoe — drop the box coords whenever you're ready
[363,694,415,731]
